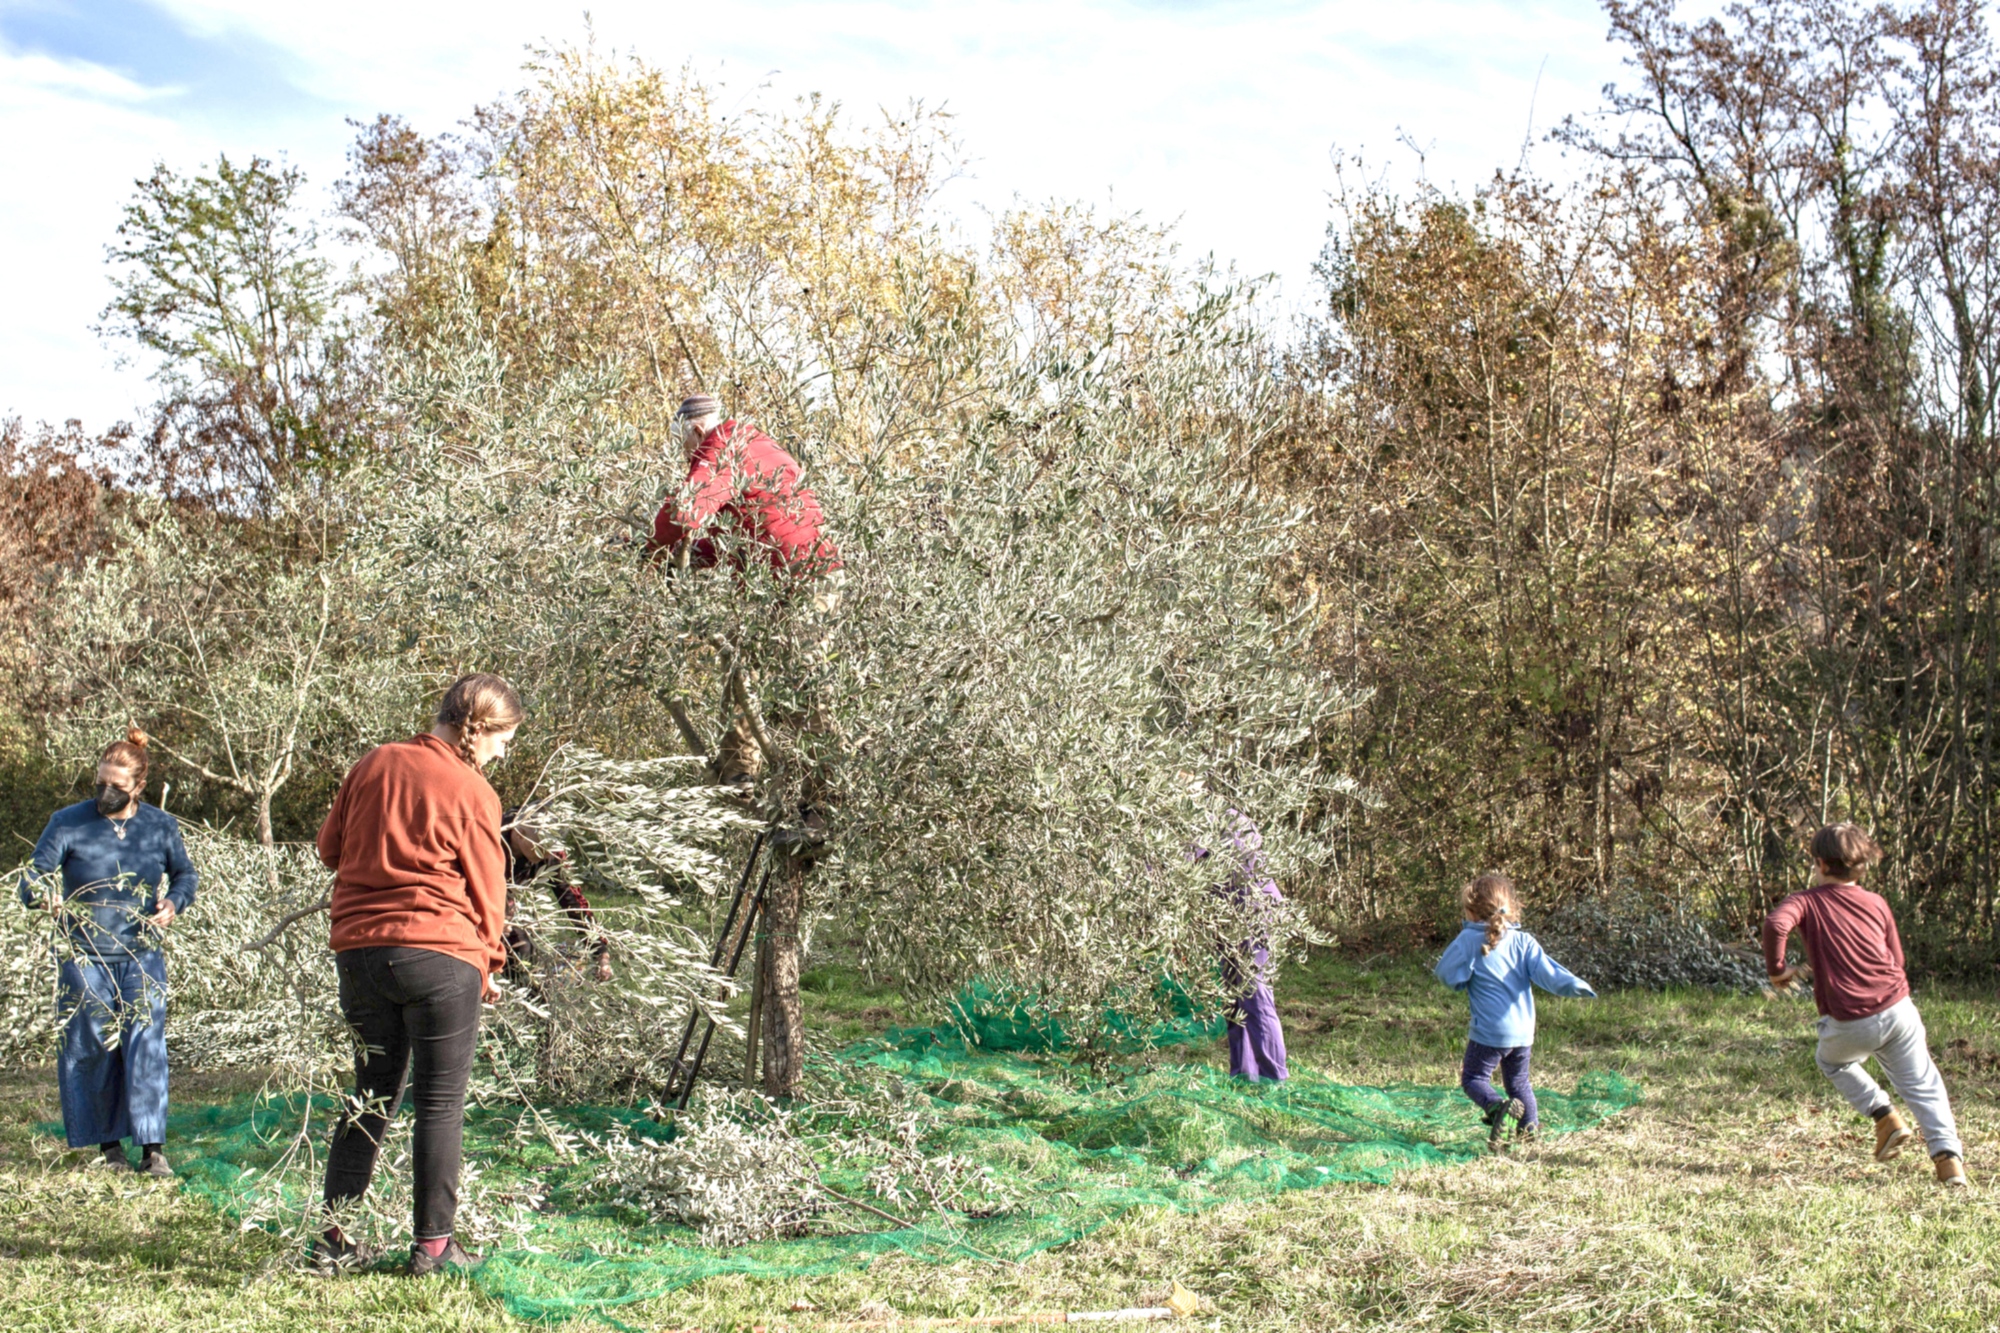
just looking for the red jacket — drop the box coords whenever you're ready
[1762,881,1910,1021]
[318,733,509,978]
[649,420,839,572]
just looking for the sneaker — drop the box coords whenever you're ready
[1484,1098,1525,1152]
[1935,1152,1970,1188]
[92,1145,132,1173]
[1874,1109,1915,1162]
[138,1149,174,1179]
[408,1238,479,1277]
[1514,1121,1540,1146]
[309,1231,381,1275]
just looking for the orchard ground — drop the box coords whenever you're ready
[3,953,1999,1332]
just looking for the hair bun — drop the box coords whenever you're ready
[125,725,152,749]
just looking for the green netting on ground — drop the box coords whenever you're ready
[135,1016,1639,1324]
[942,978,1227,1052]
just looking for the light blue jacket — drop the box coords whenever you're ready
[1434,922,1595,1048]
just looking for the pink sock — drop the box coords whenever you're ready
[416,1236,450,1258]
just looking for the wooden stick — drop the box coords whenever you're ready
[825,1310,1174,1329]
[826,1282,1197,1326]
[745,923,767,1084]
[809,1184,1020,1269]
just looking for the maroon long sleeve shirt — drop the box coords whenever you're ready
[1761,882,1910,1021]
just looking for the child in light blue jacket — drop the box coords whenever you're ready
[1434,873,1596,1149]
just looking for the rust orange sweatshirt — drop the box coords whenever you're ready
[318,733,508,977]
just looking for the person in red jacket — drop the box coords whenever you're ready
[311,673,524,1275]
[649,395,842,789]
[648,394,840,575]
[1764,823,1967,1187]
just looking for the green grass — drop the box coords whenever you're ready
[5,953,2000,1330]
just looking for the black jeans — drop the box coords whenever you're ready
[323,946,483,1240]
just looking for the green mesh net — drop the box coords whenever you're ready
[941,977,1228,1052]
[132,1002,1639,1324]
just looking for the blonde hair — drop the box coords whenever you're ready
[99,725,152,788]
[434,674,524,769]
[1463,872,1517,954]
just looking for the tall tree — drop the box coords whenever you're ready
[102,155,367,502]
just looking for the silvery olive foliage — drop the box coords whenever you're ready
[580,1094,824,1246]
[577,1084,1015,1247]
[524,745,761,892]
[1533,890,1769,993]
[361,273,1359,1051]
[0,827,341,1072]
[1,753,762,1254]
[35,497,407,859]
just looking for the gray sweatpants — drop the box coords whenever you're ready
[1814,996,1962,1160]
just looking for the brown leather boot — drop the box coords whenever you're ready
[1934,1153,1969,1188]
[1874,1109,1914,1161]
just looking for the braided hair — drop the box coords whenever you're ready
[1462,872,1517,955]
[434,673,525,769]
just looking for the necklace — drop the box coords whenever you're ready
[112,819,128,841]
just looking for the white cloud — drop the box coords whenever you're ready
[1,0,1627,430]
[0,48,201,432]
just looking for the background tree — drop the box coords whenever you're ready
[102,155,370,503]
[38,492,401,877]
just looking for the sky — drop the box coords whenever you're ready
[0,0,1635,433]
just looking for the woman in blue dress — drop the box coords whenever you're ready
[18,728,197,1175]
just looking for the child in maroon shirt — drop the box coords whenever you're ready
[1764,823,1966,1186]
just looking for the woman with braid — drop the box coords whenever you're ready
[1435,873,1596,1151]
[311,674,522,1276]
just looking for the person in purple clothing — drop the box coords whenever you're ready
[1195,809,1288,1083]
[1435,873,1595,1151]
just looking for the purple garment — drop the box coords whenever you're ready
[1194,810,1289,1083]
[1461,1040,1538,1127]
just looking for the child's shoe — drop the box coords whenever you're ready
[1484,1098,1525,1152]
[1934,1152,1969,1188]
[1874,1109,1914,1161]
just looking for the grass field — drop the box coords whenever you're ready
[3,952,1997,1331]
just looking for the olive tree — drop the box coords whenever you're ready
[361,271,1354,1094]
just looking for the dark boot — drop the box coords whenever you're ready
[1484,1097,1525,1152]
[408,1238,479,1277]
